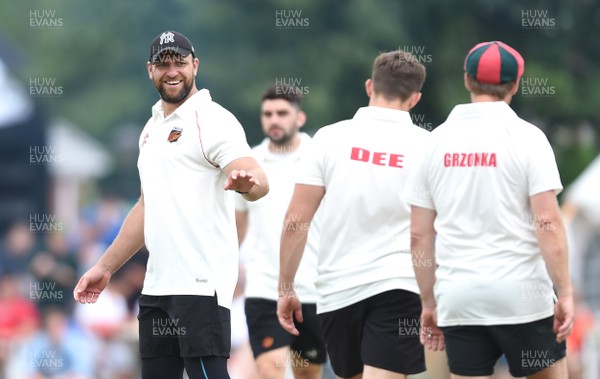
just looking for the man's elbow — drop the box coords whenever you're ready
[410,226,434,247]
[260,180,270,199]
[533,212,564,236]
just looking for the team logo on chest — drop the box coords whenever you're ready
[168,127,183,143]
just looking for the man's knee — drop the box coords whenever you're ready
[527,356,568,379]
[292,361,322,379]
[255,347,289,379]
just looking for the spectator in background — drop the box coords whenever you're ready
[109,257,147,313]
[79,195,131,253]
[74,281,136,379]
[9,307,94,379]
[0,223,37,277]
[29,233,78,312]
[76,195,133,277]
[0,273,40,378]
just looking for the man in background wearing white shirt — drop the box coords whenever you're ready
[278,50,428,379]
[404,41,574,379]
[236,85,326,379]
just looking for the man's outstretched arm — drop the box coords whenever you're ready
[223,157,269,202]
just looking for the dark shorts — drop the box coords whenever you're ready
[318,289,425,377]
[138,294,231,359]
[245,298,327,364]
[441,315,566,377]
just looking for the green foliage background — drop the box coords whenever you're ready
[1,0,598,198]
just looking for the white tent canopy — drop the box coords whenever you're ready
[46,118,113,231]
[47,118,112,179]
[0,59,33,128]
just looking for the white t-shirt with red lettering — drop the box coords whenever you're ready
[403,101,563,326]
[297,106,429,313]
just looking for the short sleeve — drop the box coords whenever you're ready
[296,129,326,187]
[402,142,435,210]
[527,130,563,196]
[201,104,252,168]
[139,119,151,150]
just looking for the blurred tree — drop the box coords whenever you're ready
[0,0,597,195]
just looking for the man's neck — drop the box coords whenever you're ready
[368,96,411,112]
[162,87,199,118]
[268,133,302,154]
[470,93,512,104]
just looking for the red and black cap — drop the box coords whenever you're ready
[149,31,195,63]
[464,41,524,84]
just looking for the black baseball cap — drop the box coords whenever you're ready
[149,31,195,63]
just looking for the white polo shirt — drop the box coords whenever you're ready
[297,106,429,313]
[236,133,319,303]
[137,89,252,310]
[403,101,563,326]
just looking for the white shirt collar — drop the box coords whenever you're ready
[151,88,212,121]
[353,106,413,124]
[446,101,518,121]
[258,132,312,162]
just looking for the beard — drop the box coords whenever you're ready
[156,78,193,104]
[267,127,297,146]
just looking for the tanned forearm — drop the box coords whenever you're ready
[279,220,309,296]
[278,184,323,296]
[242,167,269,202]
[410,206,438,308]
[531,193,572,298]
[411,233,437,307]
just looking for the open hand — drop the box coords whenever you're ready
[224,170,260,194]
[73,266,111,304]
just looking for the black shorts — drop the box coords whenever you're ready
[441,315,566,377]
[245,298,327,364]
[138,294,231,359]
[318,289,425,377]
